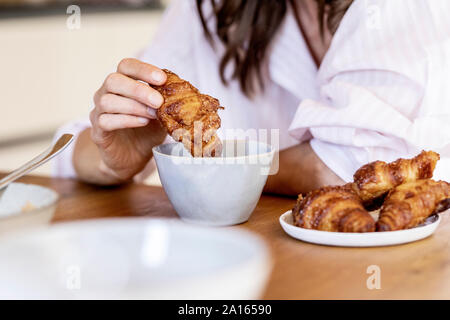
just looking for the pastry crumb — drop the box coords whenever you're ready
[21,201,36,213]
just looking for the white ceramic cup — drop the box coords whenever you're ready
[153,140,275,226]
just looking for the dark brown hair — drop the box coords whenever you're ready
[196,0,353,96]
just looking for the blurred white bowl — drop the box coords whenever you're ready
[0,218,272,299]
[0,182,58,234]
[153,140,275,226]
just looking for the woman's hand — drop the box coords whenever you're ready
[76,58,168,184]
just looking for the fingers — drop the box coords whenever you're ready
[117,58,167,86]
[97,93,157,119]
[97,113,150,132]
[91,58,166,136]
[103,72,163,109]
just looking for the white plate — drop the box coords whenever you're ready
[280,210,441,247]
[0,183,58,234]
[0,218,271,299]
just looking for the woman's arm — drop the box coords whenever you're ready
[286,1,450,189]
[264,142,344,196]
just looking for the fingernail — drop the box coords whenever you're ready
[138,117,149,124]
[147,107,156,117]
[151,70,165,83]
[148,92,164,108]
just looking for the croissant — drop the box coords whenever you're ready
[151,69,223,157]
[292,184,375,232]
[353,151,439,204]
[376,179,450,231]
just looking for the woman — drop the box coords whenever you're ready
[55,0,450,195]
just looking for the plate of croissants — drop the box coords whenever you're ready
[280,151,450,247]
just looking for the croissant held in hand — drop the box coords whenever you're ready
[292,184,375,232]
[151,69,223,157]
[353,151,440,204]
[377,179,450,231]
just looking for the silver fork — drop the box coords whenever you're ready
[0,134,74,200]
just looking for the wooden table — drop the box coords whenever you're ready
[9,173,450,299]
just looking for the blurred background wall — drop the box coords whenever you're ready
[0,0,166,176]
